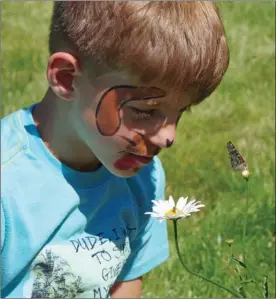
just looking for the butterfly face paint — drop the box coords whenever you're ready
[113,133,161,172]
[96,85,165,136]
[95,85,166,173]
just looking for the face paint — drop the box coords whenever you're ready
[95,85,165,136]
[123,133,160,157]
[165,139,174,148]
[113,153,153,171]
[95,85,165,172]
[113,132,161,171]
[72,72,194,178]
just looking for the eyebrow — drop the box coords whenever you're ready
[133,91,190,112]
[117,85,165,108]
[112,84,189,111]
[143,101,189,112]
[145,100,161,107]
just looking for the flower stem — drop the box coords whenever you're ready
[242,179,249,264]
[242,179,264,297]
[173,220,242,298]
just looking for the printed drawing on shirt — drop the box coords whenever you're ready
[23,229,134,298]
[24,248,85,298]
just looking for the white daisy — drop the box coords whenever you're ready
[145,195,205,222]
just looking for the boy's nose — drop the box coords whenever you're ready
[147,123,176,149]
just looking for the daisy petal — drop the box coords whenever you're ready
[176,196,188,210]
[168,195,175,209]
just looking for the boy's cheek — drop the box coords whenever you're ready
[80,108,98,131]
[122,114,164,136]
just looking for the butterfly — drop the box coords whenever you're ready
[226,141,248,171]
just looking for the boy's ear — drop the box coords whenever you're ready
[47,52,81,101]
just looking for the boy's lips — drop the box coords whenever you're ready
[114,153,153,171]
[128,153,154,163]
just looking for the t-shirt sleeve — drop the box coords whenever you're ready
[117,157,169,281]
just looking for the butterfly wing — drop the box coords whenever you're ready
[227,141,248,171]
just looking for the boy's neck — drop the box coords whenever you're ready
[32,88,102,172]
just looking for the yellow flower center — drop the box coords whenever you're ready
[165,207,177,217]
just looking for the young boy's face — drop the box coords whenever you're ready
[71,70,194,177]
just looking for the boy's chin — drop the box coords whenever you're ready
[109,166,142,178]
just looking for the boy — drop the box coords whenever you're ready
[1,1,229,298]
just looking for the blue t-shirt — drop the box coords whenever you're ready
[1,105,169,298]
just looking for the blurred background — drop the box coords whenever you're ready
[1,2,275,298]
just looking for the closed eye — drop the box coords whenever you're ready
[129,106,189,122]
[130,107,155,120]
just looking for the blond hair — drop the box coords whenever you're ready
[49,1,229,103]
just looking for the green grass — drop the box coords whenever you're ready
[1,2,275,298]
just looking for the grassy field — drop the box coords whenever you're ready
[1,2,275,298]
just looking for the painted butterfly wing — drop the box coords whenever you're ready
[227,141,247,171]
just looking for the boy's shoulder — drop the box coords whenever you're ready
[1,109,29,168]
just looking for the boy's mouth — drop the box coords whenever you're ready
[128,153,153,163]
[114,153,153,171]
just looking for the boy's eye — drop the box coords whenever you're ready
[130,107,155,121]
